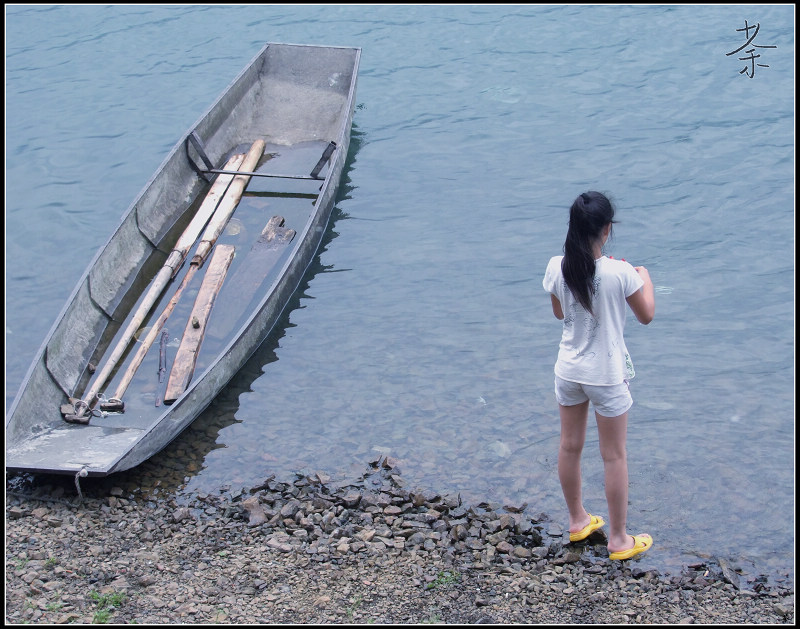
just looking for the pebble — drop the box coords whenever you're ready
[5,458,795,624]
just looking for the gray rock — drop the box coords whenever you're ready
[241,497,268,526]
[717,556,741,590]
[172,507,192,523]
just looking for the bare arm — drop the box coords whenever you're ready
[626,266,655,324]
[550,293,564,320]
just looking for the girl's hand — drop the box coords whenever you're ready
[634,266,651,282]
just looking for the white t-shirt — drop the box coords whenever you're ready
[543,255,644,385]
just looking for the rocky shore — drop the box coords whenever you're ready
[6,457,794,624]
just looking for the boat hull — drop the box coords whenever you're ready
[6,43,360,477]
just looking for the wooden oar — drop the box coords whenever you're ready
[100,139,266,412]
[163,244,235,404]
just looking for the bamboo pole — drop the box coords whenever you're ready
[102,139,265,410]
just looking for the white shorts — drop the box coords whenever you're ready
[554,375,633,418]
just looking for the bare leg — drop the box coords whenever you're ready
[558,401,592,533]
[596,410,634,552]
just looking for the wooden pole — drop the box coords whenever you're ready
[101,139,265,410]
[163,244,236,404]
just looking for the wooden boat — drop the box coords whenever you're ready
[6,43,361,478]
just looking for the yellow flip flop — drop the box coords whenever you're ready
[569,514,605,542]
[609,534,653,560]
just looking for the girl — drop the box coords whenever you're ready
[542,191,655,560]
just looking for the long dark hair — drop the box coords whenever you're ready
[561,191,616,315]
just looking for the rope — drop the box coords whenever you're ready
[72,399,106,418]
[74,467,88,500]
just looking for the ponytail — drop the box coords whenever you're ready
[561,191,616,316]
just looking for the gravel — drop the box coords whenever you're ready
[5,457,794,624]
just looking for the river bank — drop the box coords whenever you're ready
[5,457,794,624]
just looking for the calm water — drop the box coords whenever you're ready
[6,5,794,584]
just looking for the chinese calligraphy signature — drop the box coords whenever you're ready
[726,20,777,78]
